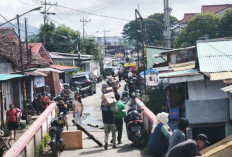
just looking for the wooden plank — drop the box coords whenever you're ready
[202,141,232,156]
[201,135,232,154]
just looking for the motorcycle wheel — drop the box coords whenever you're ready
[121,96,129,104]
[51,142,58,157]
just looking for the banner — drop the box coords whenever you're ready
[34,76,45,88]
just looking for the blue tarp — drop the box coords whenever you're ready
[0,74,26,81]
[140,69,158,75]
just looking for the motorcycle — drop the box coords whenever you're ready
[129,89,140,107]
[26,99,35,116]
[121,84,130,104]
[49,112,65,157]
[125,109,147,147]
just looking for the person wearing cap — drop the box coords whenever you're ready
[166,134,210,157]
[148,112,172,157]
[168,118,189,151]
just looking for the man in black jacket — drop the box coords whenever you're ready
[101,103,118,150]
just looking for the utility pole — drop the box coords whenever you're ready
[25,18,29,64]
[77,34,81,67]
[103,29,110,57]
[163,0,171,48]
[41,0,57,46]
[135,9,147,94]
[80,18,91,38]
[17,15,28,124]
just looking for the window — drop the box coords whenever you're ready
[71,76,87,82]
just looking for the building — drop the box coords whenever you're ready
[173,4,232,32]
[156,40,232,144]
[50,52,100,82]
[0,32,49,128]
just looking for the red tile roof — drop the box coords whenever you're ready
[25,43,54,64]
[202,4,232,14]
[178,13,197,24]
[50,65,78,72]
[27,43,42,54]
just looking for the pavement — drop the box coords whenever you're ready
[43,79,150,157]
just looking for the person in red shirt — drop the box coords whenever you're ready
[40,93,50,112]
[6,104,18,140]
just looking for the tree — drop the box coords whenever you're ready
[122,13,178,46]
[173,13,220,48]
[29,22,101,61]
[219,8,232,38]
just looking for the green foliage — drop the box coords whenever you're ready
[29,22,101,61]
[122,13,178,45]
[219,8,232,38]
[142,83,166,115]
[35,134,50,157]
[174,12,224,48]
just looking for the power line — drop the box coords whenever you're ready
[18,0,37,6]
[56,5,130,22]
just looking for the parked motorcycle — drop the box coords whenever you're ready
[49,112,65,157]
[26,99,35,116]
[121,84,130,104]
[125,109,147,147]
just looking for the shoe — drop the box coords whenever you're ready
[104,142,108,150]
[112,145,116,148]
[110,139,113,143]
[118,141,122,145]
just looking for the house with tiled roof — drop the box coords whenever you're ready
[173,4,232,32]
[27,43,54,64]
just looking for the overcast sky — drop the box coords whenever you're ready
[0,0,231,37]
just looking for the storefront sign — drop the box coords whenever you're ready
[34,76,45,88]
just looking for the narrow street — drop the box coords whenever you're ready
[44,80,150,157]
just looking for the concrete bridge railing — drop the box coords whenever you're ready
[135,98,156,133]
[4,102,56,157]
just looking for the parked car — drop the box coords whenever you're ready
[70,72,96,96]
[104,67,118,77]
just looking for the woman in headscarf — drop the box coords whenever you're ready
[148,112,172,157]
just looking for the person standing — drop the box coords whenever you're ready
[166,134,210,157]
[57,97,69,130]
[114,94,126,144]
[148,112,172,157]
[168,118,189,151]
[101,103,118,150]
[128,69,132,79]
[72,93,84,124]
[6,104,18,140]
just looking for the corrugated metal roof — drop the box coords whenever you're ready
[221,85,232,93]
[210,72,232,80]
[158,69,199,78]
[0,74,25,81]
[197,40,232,73]
[169,61,195,71]
[146,47,168,68]
[161,46,195,55]
[50,65,78,72]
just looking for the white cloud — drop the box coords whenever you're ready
[0,0,231,36]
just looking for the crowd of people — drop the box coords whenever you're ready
[147,112,210,157]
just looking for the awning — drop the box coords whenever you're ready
[24,70,48,76]
[159,69,199,78]
[140,69,158,76]
[0,74,25,81]
[50,65,78,72]
[37,68,64,73]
